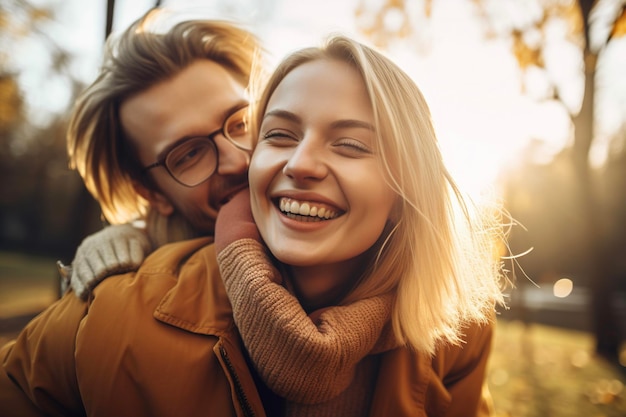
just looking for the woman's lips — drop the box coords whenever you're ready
[277,197,342,220]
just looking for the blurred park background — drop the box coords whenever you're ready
[1,0,625,415]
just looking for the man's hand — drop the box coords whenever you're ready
[69,223,152,299]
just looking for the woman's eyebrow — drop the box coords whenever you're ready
[263,109,301,124]
[329,119,375,131]
[263,110,374,132]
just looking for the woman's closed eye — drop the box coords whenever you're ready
[333,137,373,157]
[261,129,299,146]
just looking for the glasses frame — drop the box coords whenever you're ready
[141,105,252,187]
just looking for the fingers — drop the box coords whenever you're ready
[69,224,151,299]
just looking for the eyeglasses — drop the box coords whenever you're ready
[142,105,253,187]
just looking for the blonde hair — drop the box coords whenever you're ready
[256,36,507,354]
[67,9,263,231]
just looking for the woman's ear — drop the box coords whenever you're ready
[133,181,175,217]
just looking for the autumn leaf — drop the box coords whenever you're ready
[512,30,544,69]
[611,6,626,38]
[0,75,23,133]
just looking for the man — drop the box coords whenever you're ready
[60,8,266,297]
[0,9,267,416]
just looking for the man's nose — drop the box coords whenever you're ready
[213,134,251,175]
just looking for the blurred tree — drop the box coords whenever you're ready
[0,0,102,260]
[355,0,435,51]
[354,0,626,363]
[477,0,625,365]
[0,75,23,136]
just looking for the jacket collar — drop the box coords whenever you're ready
[151,238,235,336]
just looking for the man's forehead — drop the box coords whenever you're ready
[119,61,248,159]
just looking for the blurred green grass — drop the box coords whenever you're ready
[489,320,626,417]
[0,252,625,416]
[0,251,58,318]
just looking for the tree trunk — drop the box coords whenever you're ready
[574,0,622,362]
[106,0,116,39]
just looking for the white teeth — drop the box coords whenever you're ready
[278,198,339,220]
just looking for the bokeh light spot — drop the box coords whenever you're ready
[553,278,573,298]
[570,349,590,368]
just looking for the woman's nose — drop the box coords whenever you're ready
[282,137,328,181]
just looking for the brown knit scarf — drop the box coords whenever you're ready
[217,239,397,416]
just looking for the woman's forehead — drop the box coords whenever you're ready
[265,59,372,122]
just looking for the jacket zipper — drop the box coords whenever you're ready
[219,344,255,417]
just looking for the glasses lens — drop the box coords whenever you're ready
[165,137,217,186]
[224,106,253,150]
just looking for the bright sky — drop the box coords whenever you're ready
[16,0,626,198]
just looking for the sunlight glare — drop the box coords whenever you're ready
[553,278,573,298]
[27,0,626,201]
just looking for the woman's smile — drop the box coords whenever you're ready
[278,197,341,221]
[250,58,397,276]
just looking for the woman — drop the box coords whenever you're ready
[214,35,507,416]
[43,30,506,415]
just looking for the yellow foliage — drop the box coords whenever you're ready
[512,31,544,69]
[355,0,427,48]
[551,0,584,39]
[611,7,626,38]
[0,76,22,132]
[0,10,8,30]
[29,7,52,22]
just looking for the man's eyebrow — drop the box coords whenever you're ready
[155,100,249,161]
[219,100,249,123]
[155,135,198,162]
[263,109,374,132]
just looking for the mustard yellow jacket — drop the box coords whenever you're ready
[0,238,495,417]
